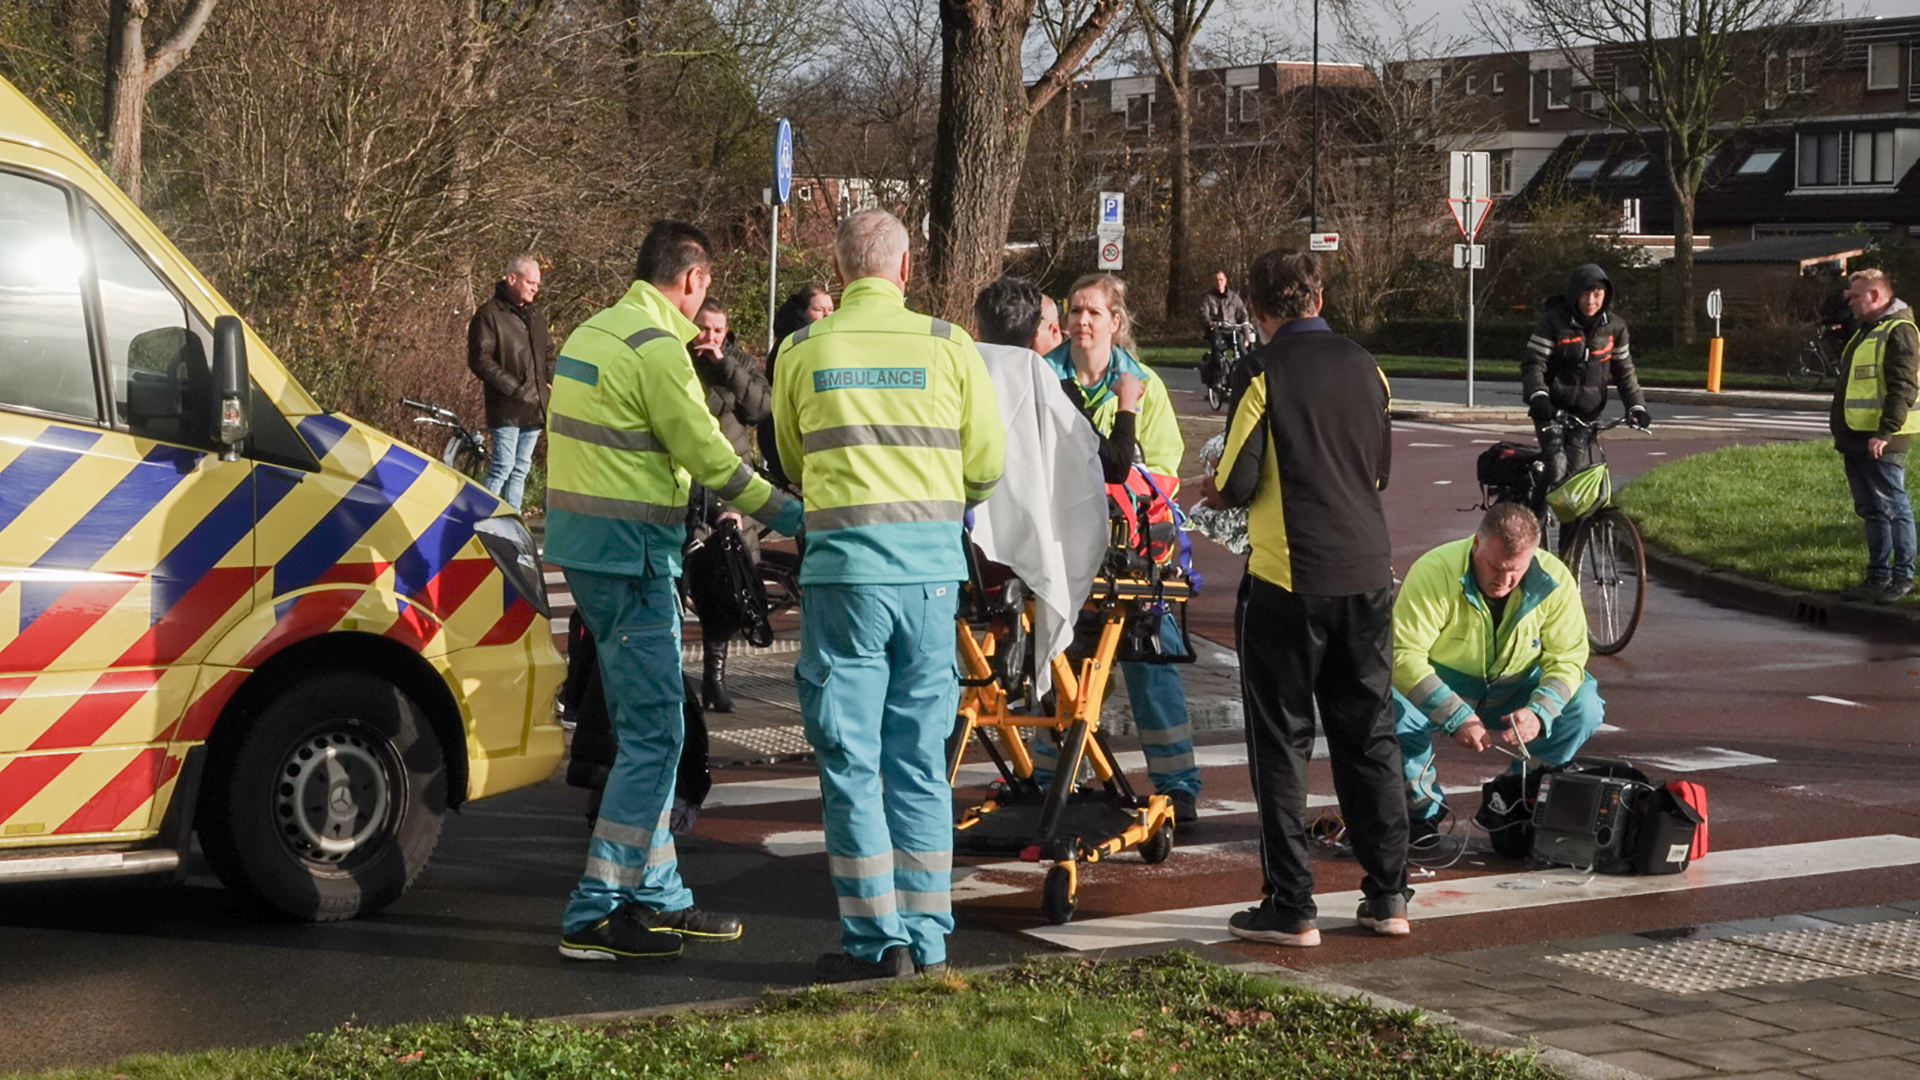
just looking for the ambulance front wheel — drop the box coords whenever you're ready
[199,671,447,922]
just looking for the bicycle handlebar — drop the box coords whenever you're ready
[400,396,460,423]
[1553,412,1636,433]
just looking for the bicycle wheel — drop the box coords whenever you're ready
[1206,379,1224,411]
[1786,343,1823,393]
[443,434,486,481]
[1566,507,1646,655]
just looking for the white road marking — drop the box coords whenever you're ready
[1633,747,1777,772]
[1025,835,1920,951]
[1648,452,1667,457]
[1433,480,1453,485]
[1471,439,1500,444]
[1809,695,1863,707]
[1409,442,1453,448]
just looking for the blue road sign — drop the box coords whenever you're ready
[774,118,793,205]
[1101,192,1123,225]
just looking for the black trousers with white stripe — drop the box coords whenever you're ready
[1236,574,1409,921]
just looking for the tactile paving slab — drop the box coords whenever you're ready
[1546,917,1920,995]
[709,725,813,761]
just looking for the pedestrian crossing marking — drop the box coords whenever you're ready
[1810,695,1863,707]
[1025,835,1920,951]
[1634,747,1776,772]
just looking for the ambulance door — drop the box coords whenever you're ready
[0,165,254,845]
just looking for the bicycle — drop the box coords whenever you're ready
[1478,413,1647,655]
[1785,324,1847,393]
[402,397,487,480]
[1199,321,1253,412]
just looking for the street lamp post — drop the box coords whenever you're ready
[1310,0,1319,234]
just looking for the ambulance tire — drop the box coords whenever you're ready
[200,671,447,922]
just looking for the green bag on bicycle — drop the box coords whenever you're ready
[1547,464,1611,521]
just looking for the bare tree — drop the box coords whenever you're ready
[104,0,218,202]
[1480,0,1837,345]
[1135,0,1220,322]
[1318,0,1492,336]
[927,0,1125,322]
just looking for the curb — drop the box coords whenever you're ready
[1389,401,1529,423]
[1642,539,1919,638]
[544,942,1636,1079]
[1639,387,1829,410]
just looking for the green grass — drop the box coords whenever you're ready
[1136,346,1806,392]
[1617,439,1918,601]
[6,953,1561,1080]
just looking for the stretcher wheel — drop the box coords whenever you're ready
[1139,820,1174,864]
[1042,864,1077,925]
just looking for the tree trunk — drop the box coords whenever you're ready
[928,2,1031,322]
[102,0,218,205]
[1672,188,1697,347]
[1163,55,1192,325]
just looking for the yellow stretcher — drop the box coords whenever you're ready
[947,544,1192,925]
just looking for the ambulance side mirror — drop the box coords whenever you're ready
[211,315,251,461]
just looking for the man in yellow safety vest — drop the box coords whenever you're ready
[546,220,802,962]
[1831,268,1918,605]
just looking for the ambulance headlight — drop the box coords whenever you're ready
[474,515,550,618]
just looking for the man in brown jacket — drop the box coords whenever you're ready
[468,254,556,510]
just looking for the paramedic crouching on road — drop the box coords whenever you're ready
[774,209,1005,983]
[1393,502,1606,843]
[546,220,802,962]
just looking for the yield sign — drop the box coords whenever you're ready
[1448,197,1493,239]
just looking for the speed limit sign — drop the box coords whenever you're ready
[1098,237,1124,270]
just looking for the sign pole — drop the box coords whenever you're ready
[767,202,780,354]
[1466,255,1476,409]
[769,118,794,354]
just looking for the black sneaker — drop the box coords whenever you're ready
[559,903,685,961]
[1841,577,1890,603]
[1408,807,1450,844]
[1167,790,1200,826]
[813,945,914,983]
[1226,906,1320,947]
[1878,578,1914,604]
[633,906,742,941]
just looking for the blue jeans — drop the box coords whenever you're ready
[1842,450,1916,582]
[794,582,959,966]
[484,424,542,510]
[1395,672,1605,823]
[560,568,694,931]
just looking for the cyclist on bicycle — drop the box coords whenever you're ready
[1522,264,1651,510]
[1200,270,1256,411]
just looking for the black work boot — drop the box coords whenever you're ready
[701,639,734,713]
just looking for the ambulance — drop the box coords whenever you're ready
[0,76,566,920]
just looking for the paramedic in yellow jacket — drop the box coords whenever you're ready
[1032,272,1201,826]
[1393,503,1606,841]
[547,221,802,962]
[774,209,1004,983]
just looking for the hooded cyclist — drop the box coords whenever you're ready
[1521,264,1651,509]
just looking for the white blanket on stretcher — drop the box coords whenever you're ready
[970,343,1107,697]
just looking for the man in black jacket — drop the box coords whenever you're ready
[1202,247,1408,947]
[1521,264,1650,508]
[468,254,557,510]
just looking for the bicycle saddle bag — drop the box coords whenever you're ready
[1546,464,1611,521]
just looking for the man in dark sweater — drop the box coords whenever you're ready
[1202,247,1408,947]
[468,255,556,511]
[1832,268,1919,604]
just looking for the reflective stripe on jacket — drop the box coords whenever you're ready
[545,280,797,577]
[1391,535,1589,735]
[1842,308,1920,437]
[1042,343,1184,475]
[772,277,1004,584]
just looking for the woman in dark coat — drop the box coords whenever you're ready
[756,283,834,490]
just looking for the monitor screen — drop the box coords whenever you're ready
[1539,776,1602,833]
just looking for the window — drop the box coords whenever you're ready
[1798,131,1842,185]
[89,209,211,446]
[1491,150,1516,195]
[1126,93,1152,132]
[1466,75,1478,95]
[1547,67,1573,110]
[1867,42,1900,91]
[1736,149,1783,175]
[1567,157,1606,180]
[1853,129,1895,185]
[1612,157,1649,178]
[796,185,813,202]
[1785,50,1813,95]
[1492,72,1505,94]
[1079,96,1098,132]
[0,171,97,420]
[1225,84,1257,131]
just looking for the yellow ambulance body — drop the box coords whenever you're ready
[0,76,565,920]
